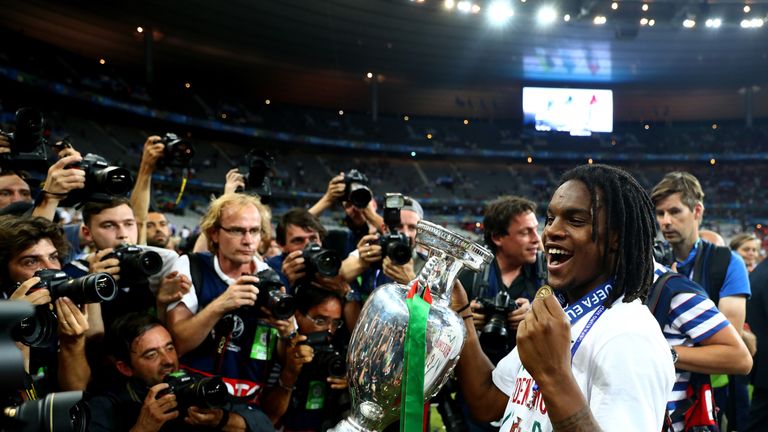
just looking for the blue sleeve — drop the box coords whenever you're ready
[266,254,291,294]
[720,251,751,299]
[61,224,81,265]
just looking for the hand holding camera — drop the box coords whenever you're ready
[136,383,179,430]
[141,135,166,171]
[506,298,531,331]
[285,333,313,379]
[213,274,259,314]
[54,297,89,340]
[43,152,86,198]
[10,276,51,306]
[382,256,415,285]
[224,168,246,194]
[89,248,121,281]
[324,172,346,203]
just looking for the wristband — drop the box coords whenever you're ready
[215,410,230,430]
[462,314,473,320]
[454,303,471,314]
[279,331,297,341]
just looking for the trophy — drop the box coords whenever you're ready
[332,220,492,432]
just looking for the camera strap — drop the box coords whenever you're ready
[213,315,235,374]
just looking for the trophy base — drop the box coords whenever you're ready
[329,417,372,432]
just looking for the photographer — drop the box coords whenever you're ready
[62,198,176,329]
[87,313,273,431]
[0,215,94,393]
[166,193,293,408]
[260,287,348,431]
[130,136,165,246]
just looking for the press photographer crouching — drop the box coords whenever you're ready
[0,216,111,396]
[87,313,273,431]
[260,286,349,432]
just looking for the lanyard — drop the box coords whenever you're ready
[563,280,613,361]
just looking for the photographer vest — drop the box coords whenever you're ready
[182,252,276,402]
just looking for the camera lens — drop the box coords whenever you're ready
[53,273,117,304]
[12,306,56,348]
[385,240,411,265]
[314,251,341,277]
[268,291,296,320]
[192,376,228,409]
[95,166,133,195]
[138,251,163,275]
[348,184,372,209]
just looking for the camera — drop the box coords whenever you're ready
[302,331,346,378]
[477,291,518,361]
[652,240,675,267]
[161,370,228,410]
[343,169,372,209]
[302,243,341,280]
[252,268,295,320]
[60,153,134,207]
[159,133,195,167]
[3,390,89,432]
[0,108,51,172]
[103,244,163,287]
[33,269,118,305]
[238,150,274,204]
[378,193,411,265]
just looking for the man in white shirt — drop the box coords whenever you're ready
[453,164,675,431]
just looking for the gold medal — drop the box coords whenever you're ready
[535,285,553,298]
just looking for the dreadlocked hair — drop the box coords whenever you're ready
[559,164,656,306]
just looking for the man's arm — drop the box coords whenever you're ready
[131,136,164,246]
[718,295,747,335]
[166,276,259,356]
[55,298,91,391]
[259,334,311,423]
[452,282,509,422]
[339,234,381,283]
[517,295,601,431]
[675,322,752,374]
[32,152,85,221]
[308,173,345,216]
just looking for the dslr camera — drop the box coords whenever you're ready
[103,244,163,287]
[159,133,195,167]
[302,243,341,280]
[0,108,51,172]
[653,240,675,267]
[378,193,411,266]
[161,370,228,410]
[343,169,372,209]
[238,149,274,204]
[11,270,117,348]
[477,291,518,361]
[302,331,346,378]
[60,153,134,207]
[32,269,118,305]
[252,268,295,320]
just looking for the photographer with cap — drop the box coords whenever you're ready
[87,313,274,431]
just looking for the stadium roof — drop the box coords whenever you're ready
[3,0,768,114]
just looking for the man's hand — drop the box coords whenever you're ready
[516,295,572,388]
[10,277,51,305]
[282,250,306,287]
[211,275,259,314]
[506,298,531,331]
[313,275,352,297]
[88,249,121,281]
[140,135,165,172]
[382,257,416,285]
[285,334,313,378]
[157,271,192,306]
[324,173,346,202]
[224,168,246,194]
[132,383,178,432]
[184,407,225,427]
[357,234,382,266]
[0,133,10,154]
[327,376,349,390]
[470,300,487,331]
[42,153,85,196]
[55,298,89,340]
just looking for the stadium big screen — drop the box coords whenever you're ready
[523,87,613,136]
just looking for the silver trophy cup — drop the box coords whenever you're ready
[332,221,492,432]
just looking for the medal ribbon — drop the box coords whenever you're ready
[563,280,613,361]
[400,281,432,432]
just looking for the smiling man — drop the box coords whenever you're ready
[453,164,674,431]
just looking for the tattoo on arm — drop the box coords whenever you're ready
[551,405,602,432]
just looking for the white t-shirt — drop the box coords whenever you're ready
[166,254,269,314]
[492,297,675,432]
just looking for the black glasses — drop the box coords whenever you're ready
[305,314,343,330]
[219,226,261,238]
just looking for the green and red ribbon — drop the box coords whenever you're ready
[400,281,432,432]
